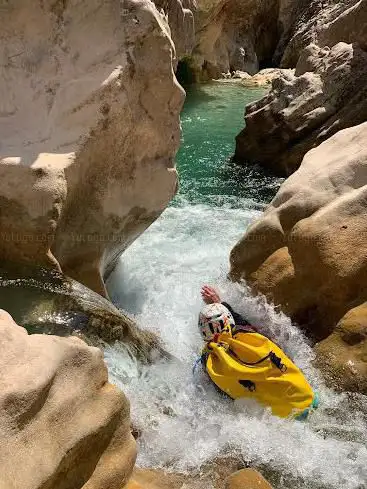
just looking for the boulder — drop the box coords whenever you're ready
[0,309,136,489]
[0,0,184,296]
[225,469,273,489]
[235,42,367,175]
[315,303,367,394]
[128,466,273,489]
[280,0,367,67]
[240,68,295,87]
[230,122,367,342]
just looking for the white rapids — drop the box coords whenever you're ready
[105,84,367,489]
[106,202,367,489]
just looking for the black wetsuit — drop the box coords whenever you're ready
[221,302,258,334]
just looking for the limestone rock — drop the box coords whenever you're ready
[240,68,295,87]
[154,0,195,60]
[191,0,280,80]
[272,0,310,65]
[0,309,136,489]
[280,0,367,67]
[235,42,367,175]
[129,465,273,489]
[315,303,367,394]
[230,122,367,341]
[225,469,273,489]
[0,0,184,295]
[0,263,167,361]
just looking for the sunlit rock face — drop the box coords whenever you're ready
[235,42,367,175]
[0,0,184,295]
[315,303,367,395]
[189,0,280,80]
[231,122,367,351]
[278,0,367,67]
[0,309,136,489]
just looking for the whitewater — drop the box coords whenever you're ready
[106,83,367,489]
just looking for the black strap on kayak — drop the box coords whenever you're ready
[239,380,256,392]
[229,349,272,366]
[228,349,287,372]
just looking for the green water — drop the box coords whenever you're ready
[174,82,282,208]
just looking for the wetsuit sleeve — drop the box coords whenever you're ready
[221,302,250,326]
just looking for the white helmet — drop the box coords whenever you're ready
[198,303,235,341]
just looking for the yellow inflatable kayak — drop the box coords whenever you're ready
[202,328,315,418]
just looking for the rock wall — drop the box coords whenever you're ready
[230,122,367,343]
[235,42,367,175]
[153,0,196,60]
[190,0,280,80]
[0,309,136,489]
[0,0,184,296]
[231,122,367,392]
[280,0,367,67]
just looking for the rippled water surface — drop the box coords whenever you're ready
[106,83,367,489]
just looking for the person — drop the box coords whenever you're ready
[200,285,258,334]
[197,285,319,420]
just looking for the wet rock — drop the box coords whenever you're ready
[230,122,367,343]
[235,42,367,176]
[0,263,168,362]
[0,0,184,296]
[225,469,273,489]
[128,464,272,488]
[315,303,367,394]
[0,309,136,489]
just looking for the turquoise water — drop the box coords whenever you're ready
[174,83,281,208]
[106,84,367,489]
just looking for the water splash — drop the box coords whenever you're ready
[105,84,367,489]
[105,203,367,489]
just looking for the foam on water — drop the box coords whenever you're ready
[106,84,367,489]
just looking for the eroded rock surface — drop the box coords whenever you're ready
[190,0,280,80]
[0,264,166,360]
[154,0,195,60]
[0,309,136,489]
[231,122,367,343]
[280,0,367,67]
[0,0,184,295]
[315,303,367,394]
[235,42,367,175]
